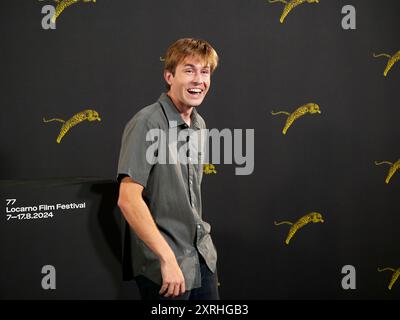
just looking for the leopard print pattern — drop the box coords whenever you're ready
[269,0,320,23]
[49,0,96,23]
[275,212,324,245]
[378,267,400,290]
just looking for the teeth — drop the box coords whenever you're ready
[188,88,202,93]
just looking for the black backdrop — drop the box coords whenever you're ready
[0,0,399,299]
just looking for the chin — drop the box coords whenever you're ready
[189,101,203,107]
[188,96,205,105]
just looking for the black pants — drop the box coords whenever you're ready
[135,257,220,300]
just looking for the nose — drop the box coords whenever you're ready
[193,71,202,84]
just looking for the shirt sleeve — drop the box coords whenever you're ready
[116,115,157,188]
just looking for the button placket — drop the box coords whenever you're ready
[186,130,194,207]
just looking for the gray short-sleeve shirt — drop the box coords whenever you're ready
[117,93,217,290]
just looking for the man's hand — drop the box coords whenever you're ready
[159,257,186,297]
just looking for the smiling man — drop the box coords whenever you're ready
[117,38,220,300]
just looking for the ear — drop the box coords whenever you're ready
[164,70,174,86]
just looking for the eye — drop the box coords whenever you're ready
[185,69,193,74]
[202,69,210,74]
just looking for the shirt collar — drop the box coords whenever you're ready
[158,93,201,129]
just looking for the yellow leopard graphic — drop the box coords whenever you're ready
[274,212,324,245]
[373,51,400,77]
[203,164,217,174]
[271,103,321,135]
[39,0,96,24]
[375,159,400,184]
[43,109,101,143]
[378,267,400,290]
[268,0,320,23]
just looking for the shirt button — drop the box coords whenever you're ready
[189,180,193,185]
[197,225,201,229]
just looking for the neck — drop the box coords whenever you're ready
[167,92,193,126]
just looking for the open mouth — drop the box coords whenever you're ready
[187,88,203,96]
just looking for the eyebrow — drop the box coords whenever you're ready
[183,64,210,69]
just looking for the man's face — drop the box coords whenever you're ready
[164,55,211,108]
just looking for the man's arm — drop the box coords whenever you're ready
[117,176,185,297]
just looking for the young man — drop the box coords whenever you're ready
[117,38,219,300]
